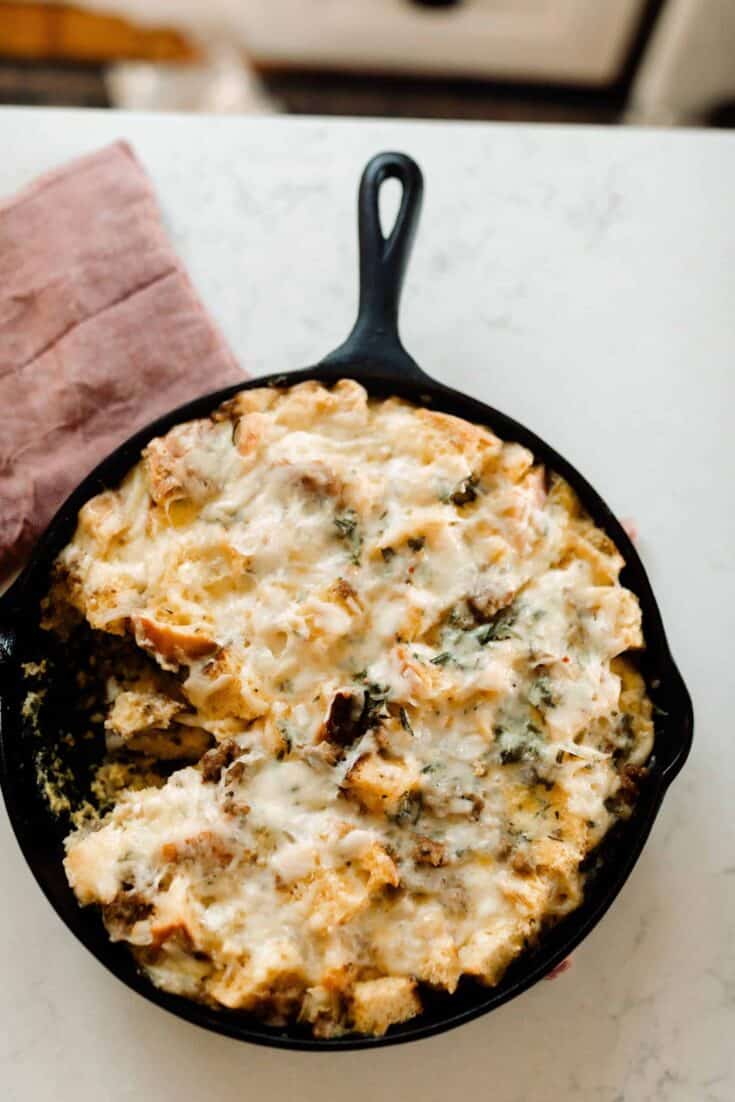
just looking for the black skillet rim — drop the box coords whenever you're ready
[0,153,693,1050]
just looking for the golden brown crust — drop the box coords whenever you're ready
[52,380,652,1038]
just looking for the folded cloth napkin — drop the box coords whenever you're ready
[0,140,244,582]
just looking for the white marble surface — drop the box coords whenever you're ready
[1,109,734,1101]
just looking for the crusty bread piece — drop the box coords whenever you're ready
[350,977,421,1036]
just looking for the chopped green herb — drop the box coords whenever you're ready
[334,508,362,564]
[380,546,396,562]
[362,683,391,728]
[529,675,557,709]
[334,510,357,538]
[390,791,423,826]
[430,651,453,666]
[399,708,414,735]
[495,722,545,765]
[476,606,517,644]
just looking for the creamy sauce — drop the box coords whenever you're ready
[48,379,653,1037]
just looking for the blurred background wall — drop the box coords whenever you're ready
[0,0,733,125]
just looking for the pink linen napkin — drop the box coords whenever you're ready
[0,141,244,582]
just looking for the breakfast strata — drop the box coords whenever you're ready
[44,379,653,1038]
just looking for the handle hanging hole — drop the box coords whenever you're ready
[378,176,403,242]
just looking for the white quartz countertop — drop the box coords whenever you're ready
[1,108,733,1102]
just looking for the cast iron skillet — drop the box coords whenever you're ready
[0,152,693,1051]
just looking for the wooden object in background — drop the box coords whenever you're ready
[242,0,650,85]
[0,2,196,62]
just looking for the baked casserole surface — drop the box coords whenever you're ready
[44,380,652,1037]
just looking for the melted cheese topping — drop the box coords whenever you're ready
[47,379,653,1037]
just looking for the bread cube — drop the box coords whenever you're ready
[350,976,421,1036]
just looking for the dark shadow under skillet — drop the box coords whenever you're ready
[0,152,693,1050]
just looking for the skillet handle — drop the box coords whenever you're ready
[320,152,430,382]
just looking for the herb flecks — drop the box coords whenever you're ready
[390,791,423,826]
[362,683,391,729]
[407,536,425,552]
[430,651,453,666]
[529,675,558,710]
[334,508,362,564]
[399,707,414,735]
[476,605,517,645]
[495,722,546,765]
